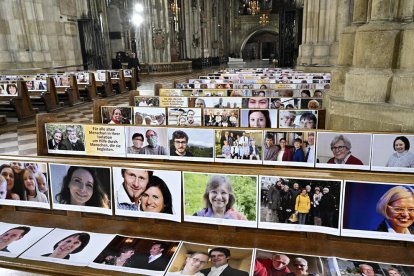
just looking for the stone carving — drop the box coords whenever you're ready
[192,32,200,48]
[152,28,165,49]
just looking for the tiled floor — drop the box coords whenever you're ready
[0,70,211,156]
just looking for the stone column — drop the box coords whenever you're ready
[326,1,414,132]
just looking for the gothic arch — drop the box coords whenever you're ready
[239,28,279,60]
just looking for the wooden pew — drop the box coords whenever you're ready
[53,74,82,106]
[123,68,137,90]
[74,72,97,101]
[0,81,37,120]
[95,71,115,98]
[109,70,128,94]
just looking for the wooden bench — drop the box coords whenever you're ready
[123,68,138,90]
[53,74,82,106]
[73,72,97,102]
[0,81,37,120]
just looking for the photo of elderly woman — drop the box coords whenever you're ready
[240,109,277,128]
[342,181,414,242]
[183,172,257,228]
[49,164,112,215]
[254,249,337,276]
[371,134,414,173]
[113,167,181,222]
[316,132,372,170]
[20,228,114,266]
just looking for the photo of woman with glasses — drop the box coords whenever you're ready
[375,186,414,234]
[327,135,363,165]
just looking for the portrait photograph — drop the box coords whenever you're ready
[341,181,414,242]
[89,234,180,275]
[75,72,89,84]
[371,134,414,173]
[240,109,278,129]
[134,96,160,107]
[279,110,319,129]
[49,163,112,215]
[335,257,414,276]
[189,96,242,109]
[0,160,50,209]
[45,123,86,155]
[300,98,323,110]
[0,222,53,258]
[94,70,106,82]
[3,82,19,96]
[33,79,47,91]
[125,126,169,159]
[242,97,271,109]
[254,249,338,276]
[183,171,258,228]
[113,167,181,222]
[159,96,189,108]
[258,175,342,235]
[215,129,263,165]
[167,107,202,126]
[203,108,240,128]
[168,128,215,162]
[315,132,372,170]
[110,70,120,79]
[101,106,133,124]
[133,107,166,126]
[123,69,132,78]
[271,97,301,109]
[166,241,253,276]
[20,228,114,266]
[263,131,316,167]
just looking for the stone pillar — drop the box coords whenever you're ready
[326,1,414,132]
[297,0,350,66]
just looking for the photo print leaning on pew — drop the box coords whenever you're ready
[49,163,112,215]
[258,175,342,235]
[133,107,166,126]
[45,124,86,154]
[0,161,50,209]
[167,107,202,126]
[335,257,414,276]
[315,132,372,170]
[101,106,133,125]
[168,128,214,162]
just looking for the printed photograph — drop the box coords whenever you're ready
[168,128,215,162]
[203,108,240,127]
[90,234,180,275]
[336,258,414,276]
[166,242,253,276]
[316,132,372,170]
[133,107,166,126]
[0,223,53,258]
[259,176,342,235]
[0,161,50,209]
[215,129,263,165]
[101,106,133,124]
[20,228,114,266]
[254,249,338,276]
[300,98,323,110]
[342,181,414,242]
[240,109,278,129]
[241,97,270,109]
[134,96,160,107]
[183,171,258,228]
[94,70,106,82]
[76,72,89,84]
[263,131,316,167]
[45,123,86,155]
[188,96,242,108]
[278,110,318,129]
[113,167,181,222]
[371,134,414,173]
[49,163,112,215]
[125,126,169,158]
[167,108,202,126]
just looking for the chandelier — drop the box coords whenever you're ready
[259,14,269,25]
[248,0,260,15]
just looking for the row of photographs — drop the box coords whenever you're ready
[135,96,324,109]
[45,124,414,173]
[1,160,413,242]
[176,82,329,91]
[199,75,331,84]
[101,106,320,129]
[160,88,327,98]
[0,222,412,276]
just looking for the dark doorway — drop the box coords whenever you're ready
[242,31,278,61]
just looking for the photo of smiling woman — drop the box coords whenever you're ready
[342,181,414,242]
[184,172,257,228]
[42,232,90,259]
[240,109,277,128]
[139,175,173,214]
[50,164,112,214]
